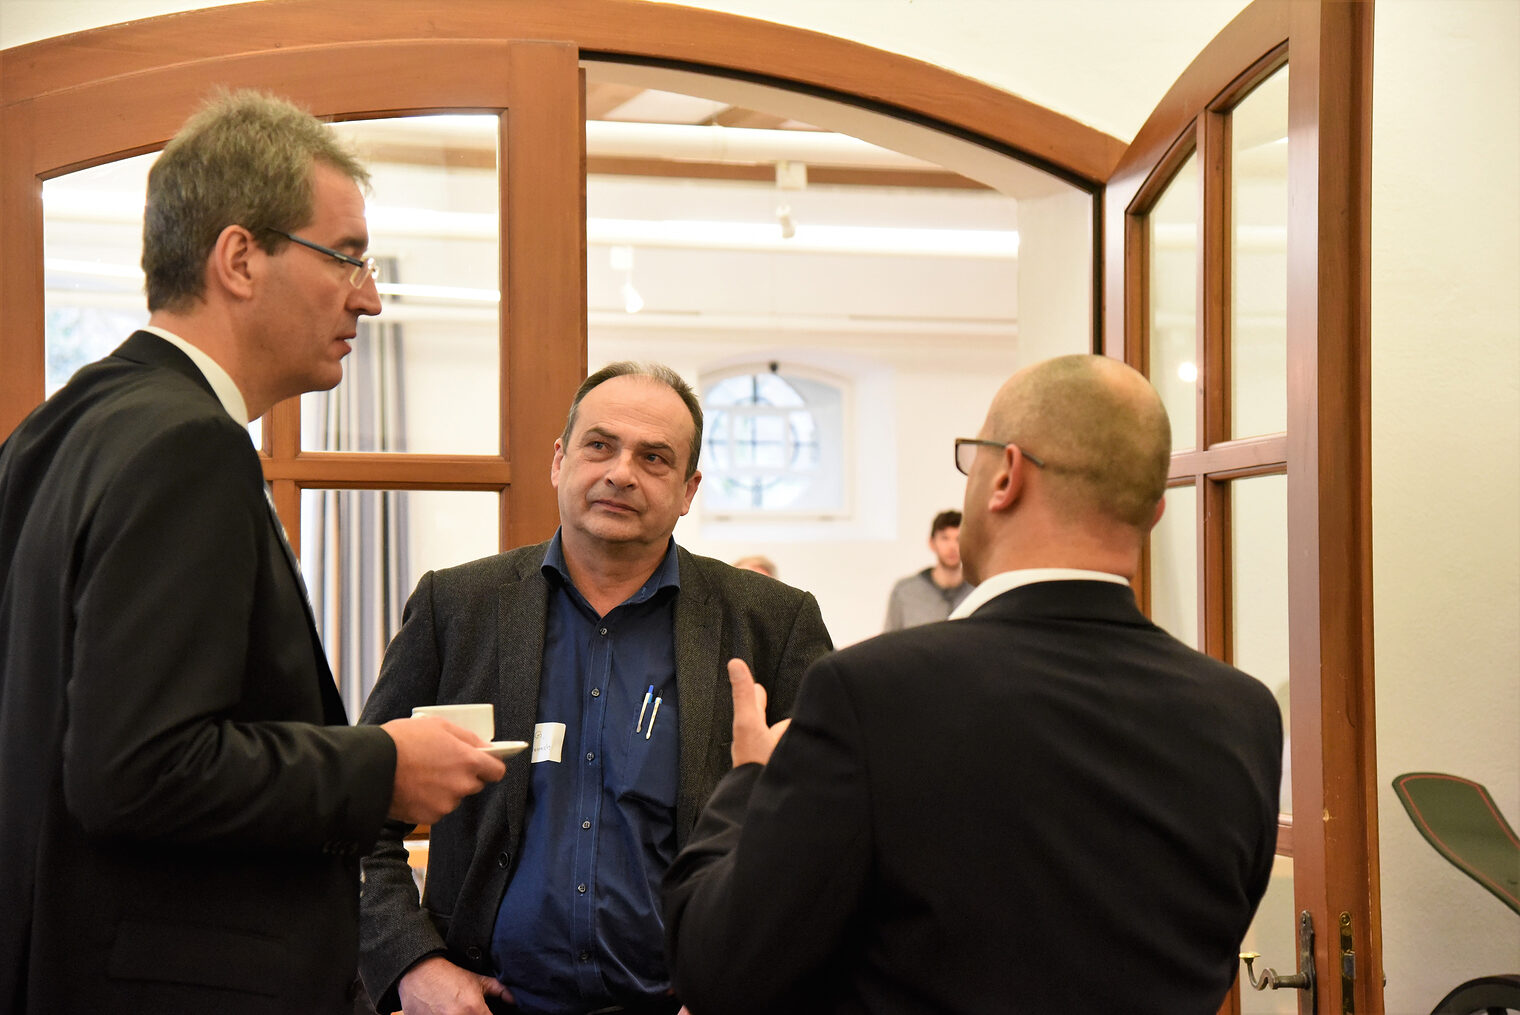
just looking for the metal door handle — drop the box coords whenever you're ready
[1239,910,1317,997]
[1240,951,1311,990]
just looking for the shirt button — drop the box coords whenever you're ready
[577,883,587,894]
[599,627,608,636]
[590,688,600,697]
[465,946,482,961]
[581,819,591,829]
[579,951,591,962]
[497,852,510,868]
[586,751,595,762]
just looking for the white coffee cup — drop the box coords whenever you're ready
[411,703,495,743]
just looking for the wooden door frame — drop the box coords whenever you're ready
[1103,1,1379,1011]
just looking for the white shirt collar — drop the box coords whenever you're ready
[141,325,250,426]
[949,568,1129,620]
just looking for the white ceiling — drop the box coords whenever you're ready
[1,0,1253,142]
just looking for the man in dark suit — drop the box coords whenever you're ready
[0,91,505,1015]
[357,362,833,1015]
[663,354,1283,1014]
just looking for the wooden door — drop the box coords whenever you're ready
[1104,2,1379,1012]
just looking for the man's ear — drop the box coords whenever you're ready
[984,444,1029,514]
[549,438,565,488]
[208,224,257,300]
[679,469,701,516]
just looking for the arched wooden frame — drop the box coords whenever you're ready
[0,0,1122,182]
[1104,2,1378,1012]
[0,0,1124,550]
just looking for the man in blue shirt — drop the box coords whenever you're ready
[357,362,832,1015]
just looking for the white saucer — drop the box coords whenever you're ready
[480,740,529,759]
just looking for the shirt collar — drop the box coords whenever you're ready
[949,568,1129,620]
[541,529,682,606]
[141,325,250,426]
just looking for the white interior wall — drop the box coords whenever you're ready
[640,0,1252,142]
[1012,187,1092,364]
[1371,2,1520,1009]
[582,172,1033,647]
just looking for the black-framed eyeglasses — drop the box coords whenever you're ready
[269,230,378,288]
[954,438,1047,476]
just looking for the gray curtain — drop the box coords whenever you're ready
[307,257,409,718]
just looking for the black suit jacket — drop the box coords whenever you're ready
[356,543,833,1011]
[664,579,1283,1015]
[0,332,396,1014]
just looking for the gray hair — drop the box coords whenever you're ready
[142,89,370,312]
[561,362,704,478]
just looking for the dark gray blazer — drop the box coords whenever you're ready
[0,332,395,1014]
[356,543,832,1011]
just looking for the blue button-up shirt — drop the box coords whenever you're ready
[490,533,682,1014]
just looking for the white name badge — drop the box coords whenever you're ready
[531,722,566,764]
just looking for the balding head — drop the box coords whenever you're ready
[986,355,1171,530]
[958,355,1171,583]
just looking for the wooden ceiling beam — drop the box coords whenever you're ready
[585,82,644,119]
[705,106,793,130]
[585,155,987,190]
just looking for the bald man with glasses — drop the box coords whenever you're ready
[664,354,1283,1014]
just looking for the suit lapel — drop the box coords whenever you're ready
[121,332,346,720]
[258,485,345,721]
[672,548,723,841]
[260,486,320,629]
[495,551,549,853]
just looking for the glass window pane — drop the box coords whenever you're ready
[1149,152,1200,452]
[42,153,155,396]
[1239,854,1297,1014]
[698,368,846,515]
[1149,483,1199,649]
[299,488,499,717]
[1231,473,1291,814]
[40,121,503,456]
[303,115,502,455]
[1230,67,1289,438]
[43,162,268,447]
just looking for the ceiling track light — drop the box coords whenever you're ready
[611,245,643,314]
[775,160,807,240]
